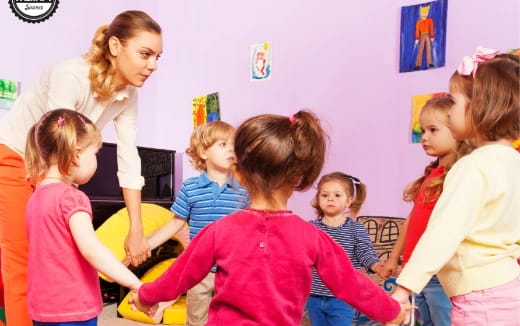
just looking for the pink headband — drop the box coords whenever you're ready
[456,46,500,77]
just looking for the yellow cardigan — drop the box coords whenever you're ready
[398,144,520,297]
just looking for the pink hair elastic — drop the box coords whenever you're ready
[57,116,65,128]
[288,115,296,124]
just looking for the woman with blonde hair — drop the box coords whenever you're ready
[0,10,162,325]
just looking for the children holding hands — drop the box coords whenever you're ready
[390,48,520,325]
[131,111,411,326]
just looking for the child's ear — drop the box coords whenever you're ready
[71,156,80,167]
[199,148,208,160]
[71,148,80,166]
[346,197,353,208]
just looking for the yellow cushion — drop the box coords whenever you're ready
[162,295,187,325]
[95,203,190,281]
[117,258,187,324]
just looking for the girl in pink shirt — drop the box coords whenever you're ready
[131,111,411,325]
[25,109,142,325]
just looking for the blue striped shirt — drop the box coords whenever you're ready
[309,218,380,297]
[171,172,249,240]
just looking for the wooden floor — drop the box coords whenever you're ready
[99,303,313,326]
[99,303,380,326]
[99,303,173,326]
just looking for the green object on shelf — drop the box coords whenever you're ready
[0,79,17,100]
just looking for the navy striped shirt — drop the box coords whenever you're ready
[171,172,249,240]
[309,218,379,297]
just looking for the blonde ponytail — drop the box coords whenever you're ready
[85,24,117,100]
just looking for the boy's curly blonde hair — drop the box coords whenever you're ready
[186,121,235,171]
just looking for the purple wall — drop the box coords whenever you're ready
[1,0,519,220]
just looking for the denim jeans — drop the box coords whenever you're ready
[415,275,451,326]
[33,317,97,326]
[306,295,354,326]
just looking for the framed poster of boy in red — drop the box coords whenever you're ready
[400,0,448,73]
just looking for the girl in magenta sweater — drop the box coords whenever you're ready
[132,111,410,325]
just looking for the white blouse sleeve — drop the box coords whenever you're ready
[113,89,145,190]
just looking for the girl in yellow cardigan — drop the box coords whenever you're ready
[390,48,520,326]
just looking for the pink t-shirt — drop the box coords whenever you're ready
[26,182,102,322]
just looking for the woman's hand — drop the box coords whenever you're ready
[122,188,151,266]
[125,230,151,267]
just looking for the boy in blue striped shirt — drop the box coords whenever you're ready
[146,121,249,325]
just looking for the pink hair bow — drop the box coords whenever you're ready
[457,46,500,77]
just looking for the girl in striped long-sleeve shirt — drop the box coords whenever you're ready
[307,172,384,326]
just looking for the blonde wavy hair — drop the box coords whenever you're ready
[25,109,101,184]
[186,121,235,172]
[85,10,161,100]
[405,95,474,202]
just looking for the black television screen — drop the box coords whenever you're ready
[79,142,175,203]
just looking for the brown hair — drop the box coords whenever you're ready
[405,95,474,202]
[450,53,519,142]
[25,109,101,184]
[234,110,327,204]
[471,54,519,141]
[85,10,161,99]
[186,121,235,171]
[311,172,367,218]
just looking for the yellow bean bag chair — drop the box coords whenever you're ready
[95,203,190,280]
[96,203,189,324]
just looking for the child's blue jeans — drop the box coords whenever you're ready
[306,295,354,326]
[415,275,452,326]
[33,317,97,326]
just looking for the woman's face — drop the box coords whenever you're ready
[111,30,163,89]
